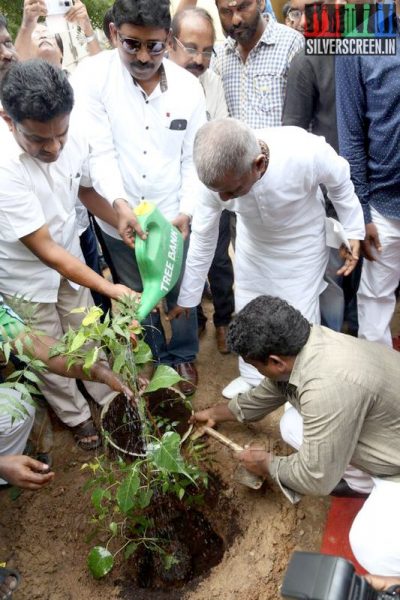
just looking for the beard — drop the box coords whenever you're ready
[225,11,261,44]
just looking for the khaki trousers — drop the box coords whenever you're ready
[4,279,115,427]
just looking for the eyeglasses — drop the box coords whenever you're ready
[287,8,303,21]
[174,37,215,59]
[117,32,167,55]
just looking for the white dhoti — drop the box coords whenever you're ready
[0,389,35,485]
[235,212,327,385]
[280,407,400,575]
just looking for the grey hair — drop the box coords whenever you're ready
[193,118,260,187]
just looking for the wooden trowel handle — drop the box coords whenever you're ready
[201,426,244,454]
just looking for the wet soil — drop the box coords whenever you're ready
[0,299,330,600]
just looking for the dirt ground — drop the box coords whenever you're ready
[0,301,330,600]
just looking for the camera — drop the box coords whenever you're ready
[46,0,73,16]
[281,552,400,599]
[45,0,74,34]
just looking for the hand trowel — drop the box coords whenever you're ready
[192,425,264,490]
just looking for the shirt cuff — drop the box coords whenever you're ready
[227,396,246,422]
[269,456,302,504]
[362,203,372,225]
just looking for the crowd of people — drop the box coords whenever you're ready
[1,0,400,596]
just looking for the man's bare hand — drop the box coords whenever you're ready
[165,305,190,321]
[337,239,360,276]
[89,360,134,401]
[171,213,191,239]
[237,445,271,478]
[65,0,91,32]
[109,284,140,302]
[361,223,382,262]
[22,0,47,28]
[113,199,147,248]
[0,455,54,490]
[189,408,217,428]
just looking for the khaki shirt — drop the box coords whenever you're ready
[228,326,400,503]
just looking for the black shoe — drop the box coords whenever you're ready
[330,479,369,498]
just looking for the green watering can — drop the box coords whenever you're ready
[134,201,184,322]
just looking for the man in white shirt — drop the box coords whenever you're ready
[169,118,365,394]
[0,59,133,449]
[72,0,207,395]
[168,7,234,354]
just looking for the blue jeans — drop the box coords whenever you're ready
[101,229,198,365]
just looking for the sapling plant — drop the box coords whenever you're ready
[50,296,209,579]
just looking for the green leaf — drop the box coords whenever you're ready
[147,432,194,483]
[83,346,100,373]
[124,542,138,560]
[22,370,41,384]
[69,331,87,352]
[70,307,86,314]
[178,487,185,500]
[109,522,118,536]
[143,365,182,394]
[2,341,11,363]
[133,341,153,365]
[14,338,23,357]
[137,488,153,509]
[113,351,126,374]
[91,487,110,511]
[116,469,140,514]
[87,546,114,579]
[113,323,129,339]
[82,306,104,326]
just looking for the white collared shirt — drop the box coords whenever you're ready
[199,69,229,120]
[178,127,366,310]
[72,51,207,239]
[0,116,90,302]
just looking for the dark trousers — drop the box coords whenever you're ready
[79,223,111,316]
[197,210,235,327]
[101,229,198,365]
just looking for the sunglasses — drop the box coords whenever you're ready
[174,37,215,59]
[117,32,167,55]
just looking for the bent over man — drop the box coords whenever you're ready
[172,118,365,397]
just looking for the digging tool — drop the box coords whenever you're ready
[192,426,264,490]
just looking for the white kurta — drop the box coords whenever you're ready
[178,126,365,384]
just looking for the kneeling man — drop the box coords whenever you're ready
[193,295,400,576]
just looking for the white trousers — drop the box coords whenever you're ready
[235,287,321,386]
[4,279,115,427]
[280,407,400,574]
[0,389,35,485]
[358,206,400,346]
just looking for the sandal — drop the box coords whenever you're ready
[70,418,102,451]
[0,568,20,600]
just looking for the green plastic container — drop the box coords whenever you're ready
[134,201,184,322]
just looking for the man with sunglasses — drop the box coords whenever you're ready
[73,0,207,395]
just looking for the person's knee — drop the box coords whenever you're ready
[350,515,400,575]
[279,408,302,450]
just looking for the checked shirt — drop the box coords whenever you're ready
[213,16,303,128]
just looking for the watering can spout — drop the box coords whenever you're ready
[134,201,184,322]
